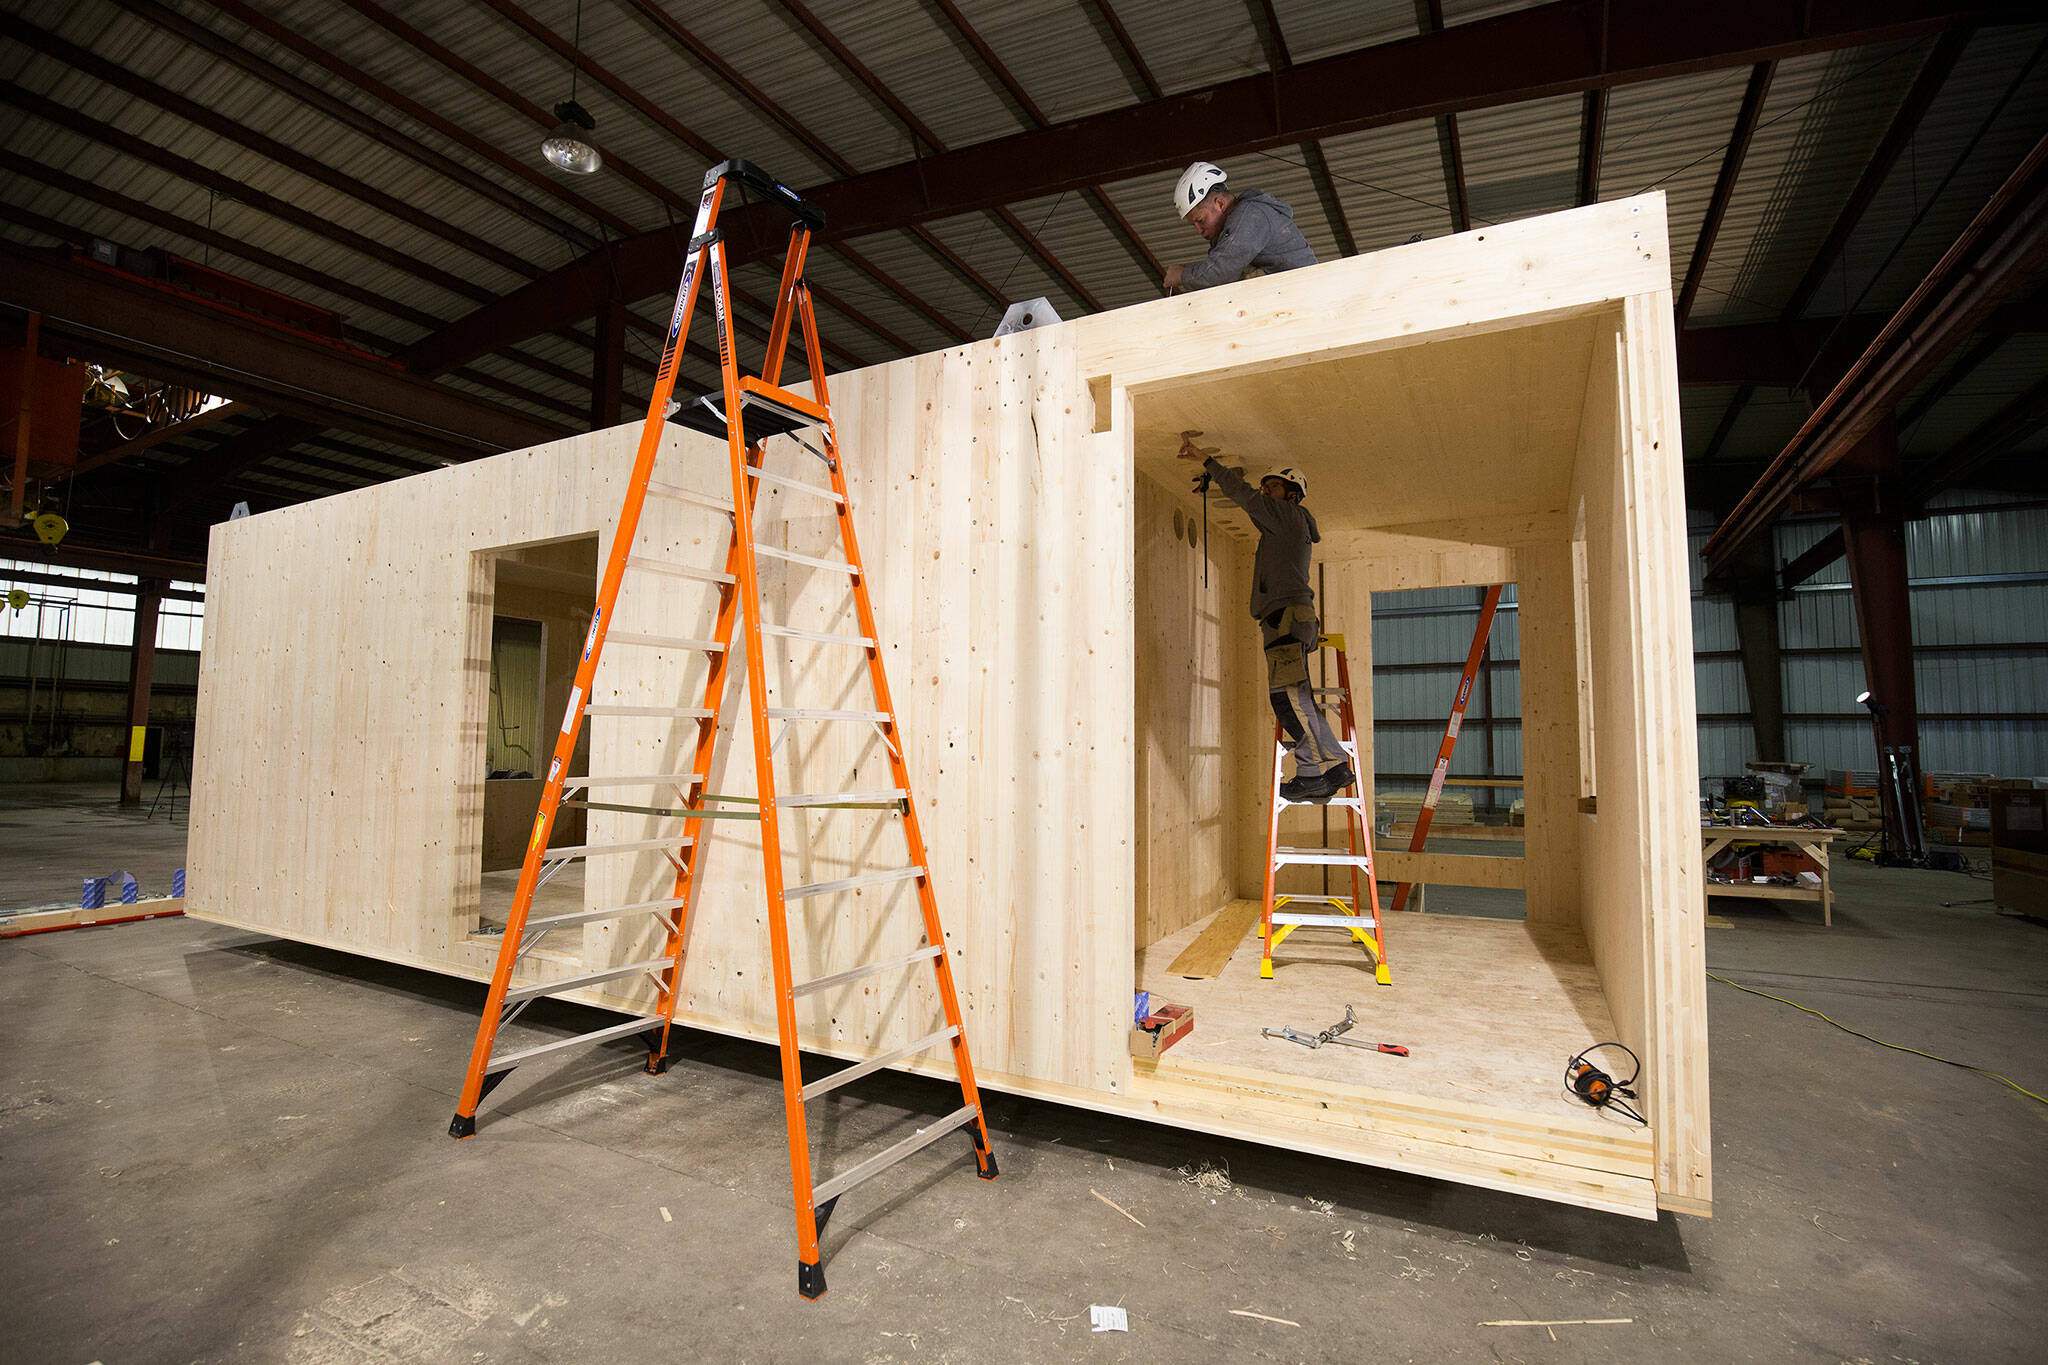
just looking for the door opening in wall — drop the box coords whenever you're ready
[469,535,598,948]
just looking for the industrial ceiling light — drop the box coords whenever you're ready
[540,0,601,175]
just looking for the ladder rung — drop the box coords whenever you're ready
[562,773,705,789]
[1279,895,1352,906]
[583,705,716,719]
[1271,912,1382,929]
[1273,846,1372,867]
[785,866,925,900]
[608,632,728,653]
[748,467,843,504]
[779,789,908,808]
[544,836,693,861]
[526,897,687,930]
[645,480,733,515]
[1278,794,1364,810]
[754,543,859,575]
[766,708,890,723]
[487,1014,667,1072]
[759,624,874,648]
[503,956,676,1002]
[1310,687,1351,698]
[799,1025,960,1102]
[627,556,735,586]
[813,1104,978,1205]
[794,944,941,997]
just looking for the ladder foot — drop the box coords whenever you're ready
[797,1259,828,1300]
[1259,959,1274,980]
[972,1140,1000,1181]
[447,1111,477,1139]
[1375,963,1393,986]
[644,1049,670,1076]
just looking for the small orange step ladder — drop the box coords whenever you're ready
[1258,634,1389,983]
[447,160,997,1300]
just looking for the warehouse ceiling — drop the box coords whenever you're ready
[1,1,2045,579]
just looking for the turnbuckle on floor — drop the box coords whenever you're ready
[446,159,997,1300]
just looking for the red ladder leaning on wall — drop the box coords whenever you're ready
[447,160,997,1301]
[1259,635,1390,982]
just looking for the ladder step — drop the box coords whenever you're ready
[749,467,843,504]
[583,705,716,719]
[1279,895,1353,907]
[1271,912,1382,930]
[754,543,859,575]
[645,480,732,516]
[525,897,688,931]
[813,1104,978,1205]
[626,556,736,586]
[503,956,676,1003]
[759,624,874,648]
[1277,794,1364,810]
[608,631,727,653]
[562,773,706,789]
[487,1014,668,1072]
[794,944,942,997]
[544,836,694,861]
[785,865,925,900]
[779,788,908,808]
[766,708,891,723]
[799,1025,960,1102]
[1273,846,1373,867]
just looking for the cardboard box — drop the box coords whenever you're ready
[1130,1003,1193,1060]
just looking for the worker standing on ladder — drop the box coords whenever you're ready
[1178,437,1354,803]
[1163,161,1318,292]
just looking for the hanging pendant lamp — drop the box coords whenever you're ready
[540,0,601,174]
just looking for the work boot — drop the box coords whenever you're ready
[1282,764,1356,804]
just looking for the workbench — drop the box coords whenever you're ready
[1702,824,1842,927]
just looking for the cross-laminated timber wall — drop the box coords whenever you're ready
[189,192,1707,1219]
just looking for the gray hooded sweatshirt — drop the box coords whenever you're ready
[1203,458,1321,621]
[1179,188,1319,290]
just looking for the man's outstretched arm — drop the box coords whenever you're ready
[1201,457,1286,535]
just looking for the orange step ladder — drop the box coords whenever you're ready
[448,161,997,1300]
[1259,635,1389,982]
[1388,584,1504,912]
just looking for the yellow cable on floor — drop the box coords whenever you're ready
[1707,972,2047,1108]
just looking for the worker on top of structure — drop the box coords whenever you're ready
[1178,436,1354,804]
[1162,161,1318,293]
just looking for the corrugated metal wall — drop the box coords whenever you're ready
[1370,493,2047,797]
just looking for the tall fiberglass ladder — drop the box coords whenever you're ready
[447,160,997,1300]
[1259,634,1390,982]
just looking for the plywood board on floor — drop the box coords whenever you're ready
[1138,904,1626,1123]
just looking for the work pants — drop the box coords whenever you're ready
[1261,604,1345,777]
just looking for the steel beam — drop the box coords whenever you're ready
[120,570,162,805]
[1693,31,1969,458]
[410,0,1996,370]
[1,246,567,461]
[1576,88,1608,206]
[1702,129,2048,575]
[1674,62,1775,332]
[1837,420,1921,844]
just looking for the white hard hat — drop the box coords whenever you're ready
[1265,466,1308,498]
[1174,161,1228,218]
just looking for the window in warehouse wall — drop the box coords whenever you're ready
[1,560,206,651]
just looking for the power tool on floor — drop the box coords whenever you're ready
[1565,1042,1646,1123]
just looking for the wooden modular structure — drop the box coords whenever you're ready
[189,193,1708,1219]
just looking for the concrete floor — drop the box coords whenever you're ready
[4,791,2045,1362]
[0,781,191,912]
